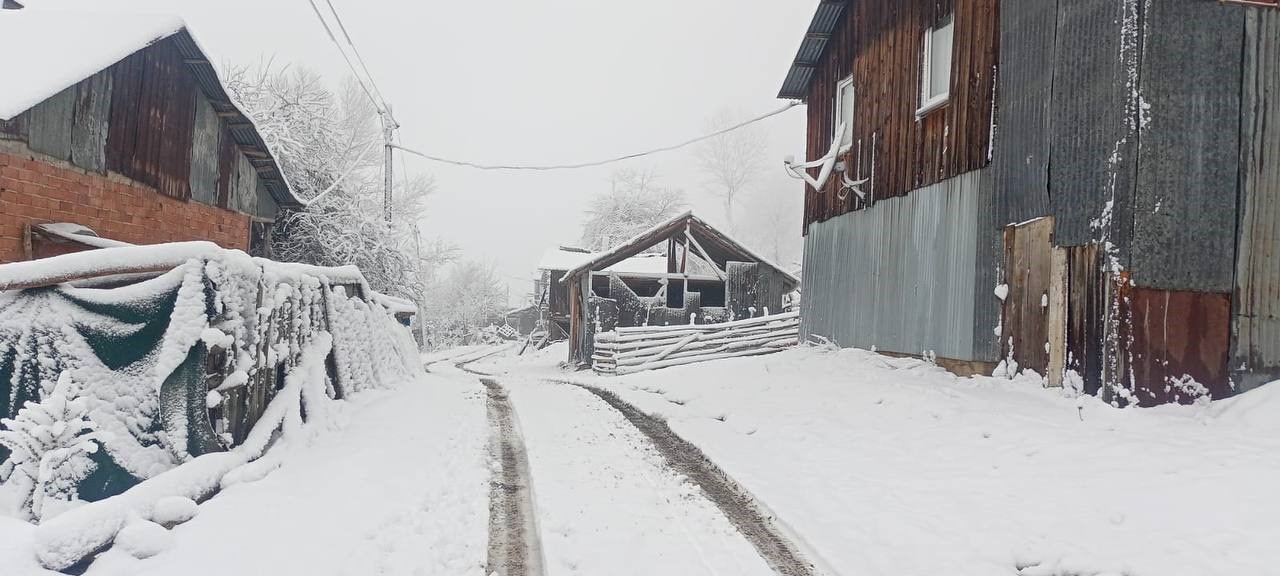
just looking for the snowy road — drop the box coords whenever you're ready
[503,378,778,576]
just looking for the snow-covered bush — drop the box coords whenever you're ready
[0,373,104,522]
[420,260,507,348]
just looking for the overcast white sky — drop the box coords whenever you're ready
[39,0,816,305]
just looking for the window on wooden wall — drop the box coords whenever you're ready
[834,76,855,152]
[918,13,954,116]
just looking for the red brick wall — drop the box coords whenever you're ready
[0,150,250,264]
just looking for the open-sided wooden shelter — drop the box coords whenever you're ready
[558,212,799,366]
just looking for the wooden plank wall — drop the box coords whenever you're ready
[106,38,198,201]
[803,0,998,229]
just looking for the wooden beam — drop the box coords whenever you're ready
[588,271,720,282]
[684,230,727,280]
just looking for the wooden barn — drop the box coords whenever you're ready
[552,212,799,366]
[780,0,1279,404]
[0,8,300,264]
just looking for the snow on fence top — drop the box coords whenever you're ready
[0,242,371,293]
[0,243,422,569]
[0,10,183,120]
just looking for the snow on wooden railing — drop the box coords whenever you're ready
[592,311,799,375]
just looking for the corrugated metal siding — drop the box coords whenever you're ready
[801,171,983,360]
[971,166,1001,362]
[189,91,221,206]
[990,0,1052,228]
[1131,2,1243,293]
[1047,0,1138,260]
[1234,8,1280,390]
[26,86,75,161]
[69,71,111,174]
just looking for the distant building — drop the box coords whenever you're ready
[0,9,300,264]
[779,1,1279,404]
[544,212,799,366]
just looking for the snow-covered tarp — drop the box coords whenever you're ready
[0,10,183,121]
[0,244,421,569]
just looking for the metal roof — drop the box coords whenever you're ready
[170,30,302,209]
[777,0,848,100]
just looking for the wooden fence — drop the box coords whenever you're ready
[592,311,800,375]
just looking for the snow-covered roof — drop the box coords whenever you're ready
[0,10,182,121]
[0,9,302,209]
[538,248,669,276]
[558,211,801,287]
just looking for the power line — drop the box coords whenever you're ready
[322,0,390,111]
[305,0,384,114]
[392,100,802,171]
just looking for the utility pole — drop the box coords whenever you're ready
[381,106,399,223]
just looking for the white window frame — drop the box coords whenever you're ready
[917,14,954,117]
[834,76,855,153]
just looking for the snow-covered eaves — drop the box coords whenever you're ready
[0,9,302,209]
[538,248,669,276]
[558,211,801,288]
[777,1,847,100]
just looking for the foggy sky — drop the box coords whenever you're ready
[35,0,815,305]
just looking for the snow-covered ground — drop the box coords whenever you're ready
[4,339,1276,575]
[499,345,1280,576]
[0,368,491,576]
[505,378,775,576]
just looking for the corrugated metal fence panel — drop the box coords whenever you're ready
[1048,0,1137,261]
[1234,8,1280,388]
[69,70,111,174]
[189,91,221,206]
[25,86,75,162]
[1131,2,1243,293]
[801,171,982,360]
[972,167,1001,362]
[990,0,1053,227]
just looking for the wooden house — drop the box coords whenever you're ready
[552,212,799,366]
[0,8,301,264]
[780,0,1279,404]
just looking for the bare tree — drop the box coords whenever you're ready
[697,108,768,232]
[225,63,451,307]
[422,260,506,347]
[580,168,686,251]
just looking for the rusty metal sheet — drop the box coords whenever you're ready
[1234,7,1280,392]
[26,85,75,161]
[69,70,111,174]
[189,91,221,205]
[1128,288,1232,406]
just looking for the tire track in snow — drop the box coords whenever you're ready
[455,351,545,576]
[554,380,822,576]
